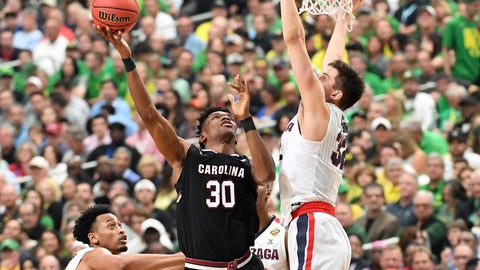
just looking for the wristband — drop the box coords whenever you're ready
[241,117,256,132]
[122,58,136,72]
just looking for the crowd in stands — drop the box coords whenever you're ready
[0,0,478,269]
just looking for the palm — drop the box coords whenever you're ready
[227,74,251,120]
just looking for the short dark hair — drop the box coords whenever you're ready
[196,107,231,144]
[329,60,364,110]
[73,204,114,245]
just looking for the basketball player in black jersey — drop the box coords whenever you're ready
[95,26,276,270]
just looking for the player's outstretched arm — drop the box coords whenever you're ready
[322,8,349,72]
[86,250,185,270]
[281,0,327,112]
[228,75,275,185]
[94,26,187,172]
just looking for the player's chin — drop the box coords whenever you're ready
[118,245,128,253]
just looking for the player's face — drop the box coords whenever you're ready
[319,66,340,103]
[91,213,127,254]
[205,111,237,136]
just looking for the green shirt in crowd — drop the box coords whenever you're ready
[443,15,480,82]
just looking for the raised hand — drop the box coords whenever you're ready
[93,25,132,58]
[227,74,251,121]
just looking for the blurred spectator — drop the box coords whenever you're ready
[23,91,49,129]
[436,180,468,225]
[379,245,404,270]
[74,181,95,208]
[447,129,480,172]
[371,117,395,148]
[20,257,39,270]
[62,125,87,164]
[195,0,229,42]
[18,201,45,242]
[349,51,388,96]
[140,218,174,254]
[87,122,141,171]
[41,144,66,184]
[386,171,419,228]
[392,130,427,174]
[348,165,377,205]
[0,238,21,270]
[83,51,113,103]
[450,244,475,270]
[442,0,480,87]
[23,188,55,231]
[0,122,17,164]
[0,29,21,62]
[419,154,447,212]
[416,51,439,93]
[36,180,63,231]
[8,141,37,178]
[402,71,438,131]
[12,9,43,52]
[0,184,19,234]
[32,18,68,77]
[377,157,405,204]
[348,233,370,270]
[133,179,175,241]
[275,81,299,116]
[5,103,29,147]
[175,16,204,57]
[413,190,448,260]
[59,177,76,207]
[255,83,281,121]
[38,254,61,270]
[112,146,141,185]
[83,114,111,155]
[51,79,90,129]
[399,117,450,157]
[411,245,436,270]
[143,0,177,42]
[336,201,367,243]
[457,170,480,228]
[136,155,164,190]
[90,79,133,123]
[355,182,400,243]
[38,230,69,268]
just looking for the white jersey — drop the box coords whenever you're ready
[65,247,94,270]
[279,103,348,223]
[250,216,289,270]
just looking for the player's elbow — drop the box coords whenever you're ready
[283,32,304,46]
[253,168,276,185]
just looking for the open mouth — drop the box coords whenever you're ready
[221,121,233,127]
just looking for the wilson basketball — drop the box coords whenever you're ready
[91,0,140,33]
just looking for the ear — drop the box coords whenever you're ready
[199,133,206,146]
[88,232,99,245]
[332,89,343,100]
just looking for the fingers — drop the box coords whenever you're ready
[242,78,250,93]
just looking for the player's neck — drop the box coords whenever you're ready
[204,143,235,155]
[258,211,273,230]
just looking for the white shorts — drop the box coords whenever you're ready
[287,212,351,270]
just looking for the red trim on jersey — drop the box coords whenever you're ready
[185,250,251,269]
[291,201,335,220]
[305,213,316,270]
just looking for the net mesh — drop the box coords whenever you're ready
[299,0,355,31]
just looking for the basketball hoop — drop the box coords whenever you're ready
[299,0,358,31]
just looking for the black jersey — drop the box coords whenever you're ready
[175,145,259,262]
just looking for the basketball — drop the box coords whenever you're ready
[91,0,140,33]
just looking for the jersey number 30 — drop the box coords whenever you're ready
[206,180,236,208]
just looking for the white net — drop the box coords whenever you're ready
[299,0,355,31]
